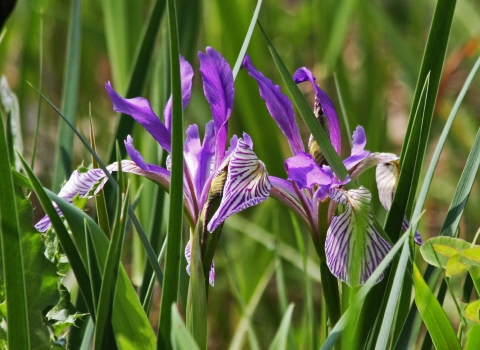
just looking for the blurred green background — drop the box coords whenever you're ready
[1,0,479,348]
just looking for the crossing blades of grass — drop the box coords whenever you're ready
[0,110,30,349]
[412,263,461,350]
[52,0,81,192]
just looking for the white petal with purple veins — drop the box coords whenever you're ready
[325,187,392,286]
[375,159,400,211]
[207,138,271,232]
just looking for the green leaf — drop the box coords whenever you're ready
[465,324,480,350]
[413,264,461,350]
[170,304,200,350]
[420,237,472,268]
[46,284,85,338]
[157,0,184,348]
[0,117,31,349]
[52,0,81,192]
[46,191,157,349]
[268,303,295,350]
[465,300,480,324]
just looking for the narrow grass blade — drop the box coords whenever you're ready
[171,304,200,350]
[19,154,95,319]
[257,21,348,182]
[0,112,30,349]
[85,223,101,312]
[413,264,461,349]
[107,0,166,164]
[268,303,295,350]
[52,0,81,191]
[232,0,263,80]
[374,238,411,350]
[94,167,130,349]
[158,0,184,348]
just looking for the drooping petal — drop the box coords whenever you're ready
[35,160,171,232]
[163,56,194,132]
[199,47,234,167]
[125,135,150,171]
[325,187,392,286]
[350,152,399,181]
[207,137,271,232]
[185,240,215,286]
[241,54,304,156]
[284,151,332,189]
[374,157,400,210]
[343,126,370,170]
[293,67,341,155]
[106,82,171,153]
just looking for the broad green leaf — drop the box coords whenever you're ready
[171,304,200,350]
[446,254,469,277]
[157,0,184,347]
[420,237,471,268]
[413,264,461,350]
[268,303,294,350]
[0,117,30,349]
[465,300,480,324]
[46,190,157,349]
[52,0,81,192]
[465,324,480,350]
[470,266,480,295]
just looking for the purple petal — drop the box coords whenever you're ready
[326,187,392,286]
[285,151,332,189]
[184,122,216,204]
[293,67,341,155]
[207,138,271,232]
[163,56,194,131]
[106,82,171,153]
[343,126,370,170]
[185,241,215,286]
[199,47,234,167]
[402,219,423,245]
[125,135,150,171]
[241,54,304,156]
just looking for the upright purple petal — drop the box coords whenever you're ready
[163,56,194,132]
[343,126,370,170]
[241,54,304,156]
[207,137,271,232]
[285,151,332,189]
[293,67,341,155]
[184,122,216,205]
[199,48,234,167]
[106,82,171,153]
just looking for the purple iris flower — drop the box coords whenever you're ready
[242,55,421,286]
[35,48,271,286]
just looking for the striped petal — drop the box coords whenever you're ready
[325,187,392,286]
[207,136,271,232]
[35,160,170,232]
[185,241,215,286]
[375,158,400,211]
[242,54,304,156]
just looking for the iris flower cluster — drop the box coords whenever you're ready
[35,47,420,288]
[35,48,271,286]
[242,55,421,286]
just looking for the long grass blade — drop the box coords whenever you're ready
[0,111,30,349]
[171,304,200,350]
[268,303,295,350]
[157,0,184,347]
[52,0,81,191]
